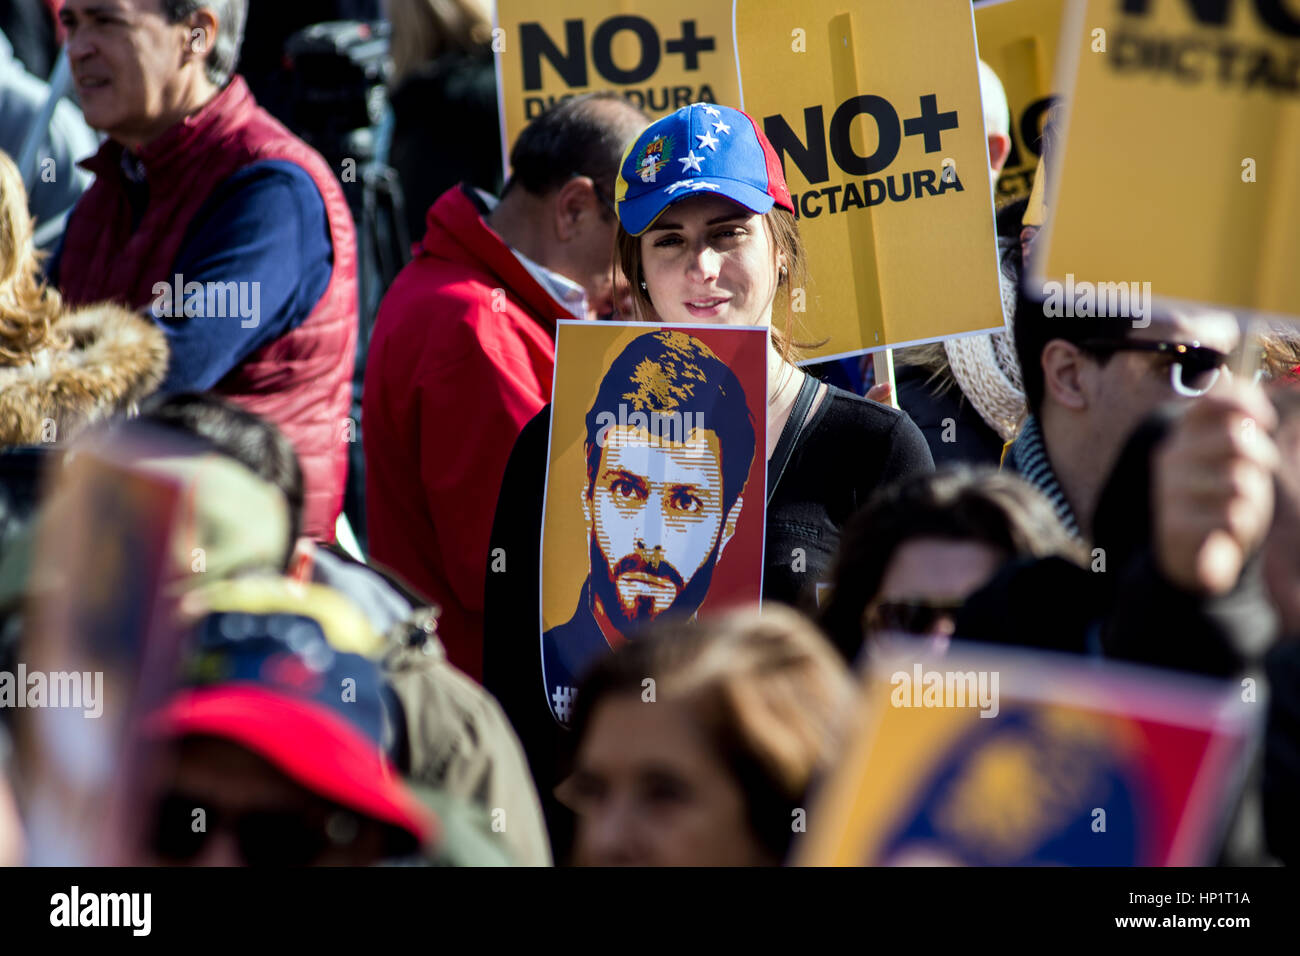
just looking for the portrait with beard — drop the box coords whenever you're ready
[540,328,758,726]
[585,427,731,635]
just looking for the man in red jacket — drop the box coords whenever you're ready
[363,94,647,680]
[50,0,357,542]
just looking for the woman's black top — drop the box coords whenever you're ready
[481,385,933,857]
[763,385,934,603]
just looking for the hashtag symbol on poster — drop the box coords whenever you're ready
[552,685,577,722]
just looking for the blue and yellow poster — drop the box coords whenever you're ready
[797,644,1258,865]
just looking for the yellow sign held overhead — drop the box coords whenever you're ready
[734,0,1005,360]
[1035,0,1300,320]
[494,0,740,170]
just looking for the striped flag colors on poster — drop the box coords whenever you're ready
[797,642,1258,865]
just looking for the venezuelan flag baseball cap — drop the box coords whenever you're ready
[615,103,795,236]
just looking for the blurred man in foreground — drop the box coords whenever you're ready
[138,593,436,865]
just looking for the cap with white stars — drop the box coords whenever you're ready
[614,102,795,236]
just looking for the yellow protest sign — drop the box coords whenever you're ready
[493,0,739,168]
[1035,0,1300,320]
[794,645,1257,866]
[734,0,1005,360]
[974,0,1066,204]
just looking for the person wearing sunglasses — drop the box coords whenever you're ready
[144,737,399,867]
[1075,338,1259,398]
[818,467,1084,662]
[1007,289,1242,541]
[138,598,438,866]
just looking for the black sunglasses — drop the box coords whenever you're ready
[865,598,964,636]
[148,791,362,866]
[1077,338,1231,396]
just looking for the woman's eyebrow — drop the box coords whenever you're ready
[646,213,748,232]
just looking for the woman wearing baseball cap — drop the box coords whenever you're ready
[612,103,934,604]
[482,106,934,851]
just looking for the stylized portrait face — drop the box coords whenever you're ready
[584,425,741,634]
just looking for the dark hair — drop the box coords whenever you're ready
[565,605,854,863]
[583,330,756,517]
[504,92,647,201]
[1012,284,1135,414]
[161,0,248,88]
[819,466,1085,660]
[136,392,303,567]
[995,195,1029,241]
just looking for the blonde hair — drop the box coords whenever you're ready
[615,205,820,367]
[896,341,955,391]
[0,150,69,366]
[1260,325,1300,383]
[385,0,493,85]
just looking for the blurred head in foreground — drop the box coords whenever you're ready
[820,467,1084,661]
[0,148,167,453]
[137,581,436,865]
[129,391,310,583]
[8,402,314,865]
[557,605,854,866]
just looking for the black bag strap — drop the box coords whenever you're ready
[767,373,820,506]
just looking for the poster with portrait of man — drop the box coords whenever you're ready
[540,322,768,725]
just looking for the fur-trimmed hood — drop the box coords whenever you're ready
[0,303,169,446]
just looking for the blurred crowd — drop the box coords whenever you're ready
[0,0,1297,868]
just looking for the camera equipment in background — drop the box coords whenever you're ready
[281,20,413,552]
